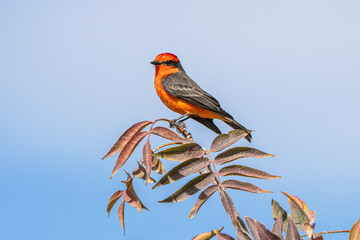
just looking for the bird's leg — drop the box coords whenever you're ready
[169,113,190,128]
[179,115,191,122]
[177,121,193,142]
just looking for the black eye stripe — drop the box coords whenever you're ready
[162,60,175,65]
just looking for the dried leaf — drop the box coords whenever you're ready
[350,218,360,240]
[153,158,210,189]
[110,131,149,179]
[143,140,153,184]
[255,220,280,240]
[216,232,235,240]
[151,126,186,142]
[282,192,309,212]
[307,210,316,225]
[210,129,248,152]
[122,169,132,184]
[123,178,148,212]
[132,162,155,183]
[313,233,324,240]
[272,200,288,232]
[281,192,308,232]
[118,199,125,235]
[304,223,313,239]
[159,172,215,203]
[272,212,284,240]
[285,217,301,240]
[222,180,272,194]
[107,190,125,216]
[154,143,204,161]
[288,200,307,232]
[102,121,152,160]
[192,227,224,240]
[152,157,166,174]
[244,216,260,240]
[214,147,274,165]
[219,165,280,180]
[189,184,219,219]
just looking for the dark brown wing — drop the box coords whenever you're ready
[161,71,232,118]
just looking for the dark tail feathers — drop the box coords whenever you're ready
[191,116,252,143]
[191,116,221,134]
[223,118,252,143]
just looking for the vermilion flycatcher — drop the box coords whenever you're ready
[151,53,252,142]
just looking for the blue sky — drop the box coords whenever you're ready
[1,1,359,239]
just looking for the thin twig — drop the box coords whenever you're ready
[172,121,251,239]
[300,230,350,238]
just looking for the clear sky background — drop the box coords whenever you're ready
[1,1,359,239]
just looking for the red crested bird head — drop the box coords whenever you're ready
[151,53,184,76]
[151,53,180,65]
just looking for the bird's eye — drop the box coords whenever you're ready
[163,60,174,65]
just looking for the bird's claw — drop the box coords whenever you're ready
[169,120,176,129]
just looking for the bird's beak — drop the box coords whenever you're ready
[151,61,161,65]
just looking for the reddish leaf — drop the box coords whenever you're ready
[153,158,210,189]
[102,121,152,160]
[244,216,260,240]
[281,192,308,232]
[255,220,280,240]
[222,180,272,194]
[210,129,248,152]
[272,200,288,232]
[214,147,274,165]
[132,162,155,183]
[159,172,215,203]
[118,199,125,235]
[216,232,235,240]
[152,157,166,175]
[285,217,301,240]
[219,190,251,239]
[151,126,186,142]
[272,212,284,240]
[350,218,360,240]
[192,227,224,240]
[110,131,149,179]
[122,169,132,184]
[107,190,125,216]
[189,184,219,219]
[218,165,280,180]
[123,178,148,212]
[143,140,153,184]
[154,143,204,161]
[236,229,252,240]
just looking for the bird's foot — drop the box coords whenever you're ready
[169,114,190,128]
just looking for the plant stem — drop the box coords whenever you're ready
[173,121,251,239]
[300,230,350,238]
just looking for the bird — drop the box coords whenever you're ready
[151,53,252,142]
